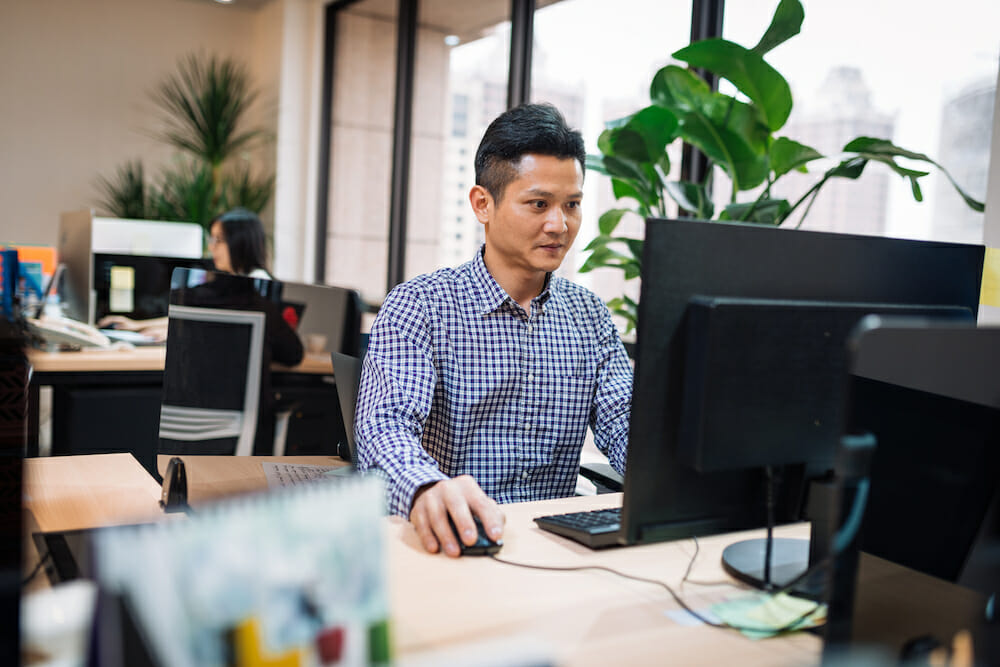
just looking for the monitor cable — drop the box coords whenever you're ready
[489,469,871,637]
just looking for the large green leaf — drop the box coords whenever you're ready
[770,137,824,178]
[622,105,679,162]
[650,65,712,113]
[610,178,648,211]
[752,0,804,56]
[579,244,635,273]
[705,93,770,155]
[585,153,609,177]
[680,111,770,192]
[844,137,985,211]
[598,208,631,236]
[665,181,714,219]
[721,198,791,225]
[673,39,792,131]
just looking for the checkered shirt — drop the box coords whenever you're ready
[355,247,632,516]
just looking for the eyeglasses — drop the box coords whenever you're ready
[208,235,226,247]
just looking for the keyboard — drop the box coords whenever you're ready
[533,507,623,549]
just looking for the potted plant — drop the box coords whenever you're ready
[580,0,985,334]
[95,53,275,233]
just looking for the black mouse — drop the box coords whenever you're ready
[448,515,502,556]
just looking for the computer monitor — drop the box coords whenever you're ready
[619,218,985,582]
[823,318,1000,659]
[93,253,209,323]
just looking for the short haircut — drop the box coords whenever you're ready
[213,207,268,275]
[474,103,586,204]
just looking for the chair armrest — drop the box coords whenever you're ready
[578,461,624,494]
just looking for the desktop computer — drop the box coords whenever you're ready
[537,218,985,588]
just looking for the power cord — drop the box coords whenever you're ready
[492,477,872,636]
[489,545,822,635]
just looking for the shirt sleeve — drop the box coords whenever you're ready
[354,284,448,516]
[589,301,633,476]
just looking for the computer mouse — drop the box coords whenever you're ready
[448,515,502,556]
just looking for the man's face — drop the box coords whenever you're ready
[474,154,584,278]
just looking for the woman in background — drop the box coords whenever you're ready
[208,207,272,279]
[98,208,274,338]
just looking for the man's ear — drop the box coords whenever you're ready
[469,185,492,225]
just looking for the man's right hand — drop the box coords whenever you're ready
[409,475,505,557]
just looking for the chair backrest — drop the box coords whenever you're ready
[159,305,266,456]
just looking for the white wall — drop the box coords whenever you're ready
[0,0,282,251]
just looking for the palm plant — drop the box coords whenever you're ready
[94,52,274,231]
[94,161,152,220]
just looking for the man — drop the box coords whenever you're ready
[355,103,632,556]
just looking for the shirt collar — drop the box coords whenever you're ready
[470,245,554,315]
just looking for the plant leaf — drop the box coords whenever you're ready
[585,153,610,177]
[721,198,791,225]
[843,137,985,212]
[771,137,824,178]
[598,209,630,236]
[673,39,793,131]
[610,178,647,210]
[752,0,804,56]
[650,65,712,113]
[680,111,770,192]
[665,181,714,219]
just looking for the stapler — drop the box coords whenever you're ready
[159,456,190,513]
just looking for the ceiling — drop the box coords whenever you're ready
[186,0,563,43]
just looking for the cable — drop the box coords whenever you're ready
[680,535,700,585]
[22,550,52,586]
[488,552,823,636]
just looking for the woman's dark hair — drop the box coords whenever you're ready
[474,103,586,204]
[213,207,268,275]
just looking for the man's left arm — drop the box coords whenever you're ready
[589,307,633,476]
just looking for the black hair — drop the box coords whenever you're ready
[212,207,268,275]
[474,103,586,204]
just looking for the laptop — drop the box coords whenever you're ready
[331,351,362,466]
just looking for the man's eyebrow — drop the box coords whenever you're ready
[525,188,583,198]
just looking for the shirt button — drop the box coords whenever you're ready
[527,373,534,382]
[526,323,533,333]
[523,422,531,431]
[521,472,529,481]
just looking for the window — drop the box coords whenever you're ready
[530,0,692,315]
[724,0,998,244]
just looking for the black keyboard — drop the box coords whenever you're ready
[534,507,623,549]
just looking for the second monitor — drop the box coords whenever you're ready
[619,217,984,550]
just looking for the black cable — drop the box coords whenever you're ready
[22,550,52,586]
[489,552,822,635]
[681,535,700,585]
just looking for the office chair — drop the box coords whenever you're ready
[158,305,266,457]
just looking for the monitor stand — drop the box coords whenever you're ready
[721,435,876,600]
[721,537,821,596]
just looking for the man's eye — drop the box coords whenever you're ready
[531,200,547,209]
[567,201,581,210]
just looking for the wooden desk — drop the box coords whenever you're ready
[23,453,822,666]
[155,453,349,505]
[27,347,338,468]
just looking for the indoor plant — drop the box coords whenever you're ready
[94,53,275,232]
[580,0,985,333]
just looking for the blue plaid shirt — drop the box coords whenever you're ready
[355,247,632,516]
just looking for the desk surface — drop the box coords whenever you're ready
[27,347,333,374]
[23,453,821,666]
